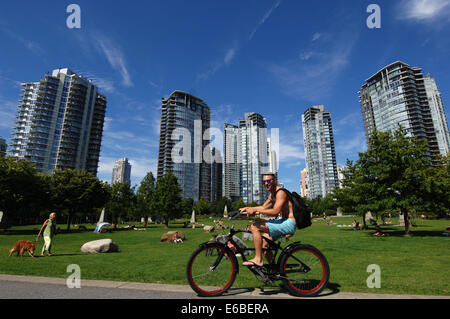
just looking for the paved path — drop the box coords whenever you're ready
[0,274,448,299]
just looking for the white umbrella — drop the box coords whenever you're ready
[97,208,105,225]
[223,205,228,217]
[190,210,196,223]
[94,222,111,233]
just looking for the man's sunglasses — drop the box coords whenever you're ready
[263,179,273,185]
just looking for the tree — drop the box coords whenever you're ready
[194,198,210,215]
[334,129,432,234]
[106,181,136,229]
[51,169,109,230]
[0,156,49,226]
[150,172,182,228]
[232,198,246,211]
[181,197,194,218]
[135,172,156,226]
[421,155,450,217]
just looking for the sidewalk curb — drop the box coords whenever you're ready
[0,274,448,299]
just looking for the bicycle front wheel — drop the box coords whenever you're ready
[186,243,238,297]
[279,244,330,297]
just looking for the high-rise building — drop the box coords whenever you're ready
[0,137,6,156]
[224,123,241,202]
[300,168,307,198]
[424,74,450,156]
[9,68,107,175]
[240,112,270,204]
[302,105,339,199]
[337,164,345,188]
[112,158,131,184]
[359,61,444,162]
[224,112,270,204]
[267,137,278,175]
[210,147,223,202]
[157,90,211,202]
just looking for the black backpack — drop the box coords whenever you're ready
[275,188,312,230]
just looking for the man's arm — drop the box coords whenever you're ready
[253,191,288,217]
[240,194,273,214]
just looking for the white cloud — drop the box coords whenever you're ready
[0,97,17,131]
[224,48,236,65]
[312,32,322,41]
[96,35,133,87]
[0,27,45,57]
[278,142,305,162]
[197,46,239,82]
[398,0,450,21]
[267,29,357,102]
[249,0,282,40]
[335,131,367,154]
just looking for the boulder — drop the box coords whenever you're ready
[160,230,185,242]
[81,239,119,253]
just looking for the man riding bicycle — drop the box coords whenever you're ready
[239,173,296,267]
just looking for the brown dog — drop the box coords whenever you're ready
[9,240,36,258]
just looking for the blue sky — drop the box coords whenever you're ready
[1,0,449,194]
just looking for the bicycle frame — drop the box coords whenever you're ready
[208,212,302,281]
[189,212,330,297]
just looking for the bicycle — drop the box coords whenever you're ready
[186,211,330,297]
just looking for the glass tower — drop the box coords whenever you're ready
[0,137,6,156]
[112,158,132,184]
[359,61,443,162]
[9,68,107,175]
[302,106,339,199]
[224,113,270,204]
[157,91,211,202]
[424,74,449,156]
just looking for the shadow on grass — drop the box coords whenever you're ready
[0,226,160,236]
[338,227,446,237]
[36,253,85,257]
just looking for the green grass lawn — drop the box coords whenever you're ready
[0,216,449,296]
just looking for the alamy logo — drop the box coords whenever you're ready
[67,264,81,288]
[366,264,381,288]
[170,120,279,168]
[366,4,381,29]
[66,4,81,29]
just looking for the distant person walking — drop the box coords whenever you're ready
[37,212,57,256]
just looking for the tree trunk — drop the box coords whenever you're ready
[66,214,72,231]
[361,212,368,229]
[402,209,410,235]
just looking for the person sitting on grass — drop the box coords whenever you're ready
[372,225,387,237]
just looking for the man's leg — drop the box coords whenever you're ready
[262,233,273,263]
[243,220,269,267]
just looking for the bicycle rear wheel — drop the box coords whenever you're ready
[279,244,330,297]
[186,243,237,297]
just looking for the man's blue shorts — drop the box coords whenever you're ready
[266,218,296,240]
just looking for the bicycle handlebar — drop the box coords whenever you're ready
[228,211,248,220]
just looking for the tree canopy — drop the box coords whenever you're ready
[334,128,449,234]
